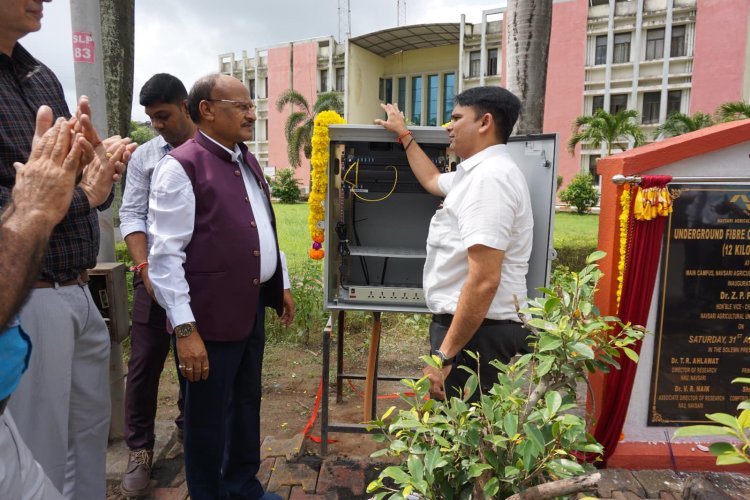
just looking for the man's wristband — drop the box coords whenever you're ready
[130,261,148,273]
[397,130,413,144]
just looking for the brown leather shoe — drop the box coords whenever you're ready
[120,448,154,497]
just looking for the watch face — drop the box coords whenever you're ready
[175,323,196,337]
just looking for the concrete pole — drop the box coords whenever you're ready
[69,0,124,440]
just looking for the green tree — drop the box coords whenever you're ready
[129,120,156,145]
[269,168,301,204]
[275,90,343,168]
[568,109,645,156]
[559,173,600,215]
[654,111,714,139]
[716,101,750,122]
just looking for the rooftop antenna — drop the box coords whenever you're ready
[338,0,351,43]
[397,0,406,26]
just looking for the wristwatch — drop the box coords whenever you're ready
[174,321,197,338]
[433,349,455,366]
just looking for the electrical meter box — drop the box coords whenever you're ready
[323,125,558,313]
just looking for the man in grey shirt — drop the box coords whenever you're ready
[118,73,195,497]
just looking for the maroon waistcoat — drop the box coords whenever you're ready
[169,131,284,342]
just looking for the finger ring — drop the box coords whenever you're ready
[178,365,185,370]
[105,152,113,160]
[185,367,193,371]
[202,366,209,371]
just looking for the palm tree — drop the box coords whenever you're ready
[275,90,343,168]
[654,111,713,139]
[567,109,646,156]
[505,0,554,134]
[716,101,750,122]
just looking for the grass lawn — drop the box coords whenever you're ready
[274,202,601,268]
[553,212,599,244]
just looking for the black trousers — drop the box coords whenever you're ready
[429,317,532,402]
[178,302,266,500]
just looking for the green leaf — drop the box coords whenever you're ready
[731,377,750,384]
[738,409,750,430]
[468,463,492,478]
[544,297,561,315]
[382,466,412,485]
[407,456,423,483]
[381,405,396,421]
[484,477,500,497]
[524,422,547,453]
[706,413,740,430]
[545,391,562,415]
[538,336,563,352]
[570,342,595,359]
[709,442,737,455]
[716,454,748,465]
[504,413,518,437]
[621,346,639,363]
[586,250,606,264]
[536,356,555,377]
[555,458,585,474]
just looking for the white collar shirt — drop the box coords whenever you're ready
[148,131,289,328]
[424,144,533,320]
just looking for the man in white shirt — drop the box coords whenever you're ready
[118,73,195,497]
[376,86,533,401]
[148,73,293,500]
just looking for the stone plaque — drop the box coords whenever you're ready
[649,184,750,425]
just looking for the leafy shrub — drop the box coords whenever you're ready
[367,252,645,499]
[270,168,301,204]
[559,174,600,214]
[554,238,598,275]
[674,377,750,465]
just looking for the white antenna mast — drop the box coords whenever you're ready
[338,0,351,43]
[397,0,406,26]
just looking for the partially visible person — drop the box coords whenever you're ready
[0,111,111,499]
[375,86,533,401]
[1,1,136,497]
[118,73,194,497]
[148,73,294,499]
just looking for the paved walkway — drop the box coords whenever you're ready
[105,422,750,499]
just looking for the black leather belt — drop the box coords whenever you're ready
[0,395,9,416]
[433,313,519,328]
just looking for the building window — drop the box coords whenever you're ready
[667,90,681,115]
[671,25,686,57]
[397,77,406,110]
[642,92,660,124]
[487,48,498,76]
[588,155,601,185]
[613,32,631,63]
[320,69,329,92]
[592,95,604,113]
[469,51,481,77]
[379,78,393,102]
[426,74,439,126]
[261,78,267,99]
[610,94,627,114]
[443,73,455,124]
[645,28,664,60]
[335,67,345,91]
[590,0,608,6]
[248,79,256,99]
[411,76,422,125]
[595,35,607,65]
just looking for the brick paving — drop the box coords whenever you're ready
[106,426,750,499]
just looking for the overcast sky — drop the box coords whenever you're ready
[21,0,504,123]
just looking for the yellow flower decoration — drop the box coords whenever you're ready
[308,110,346,259]
[633,186,673,221]
[616,183,631,309]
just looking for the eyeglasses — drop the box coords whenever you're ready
[205,99,256,113]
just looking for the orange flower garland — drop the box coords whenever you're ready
[308,110,346,259]
[616,184,631,309]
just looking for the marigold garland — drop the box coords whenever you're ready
[616,184,631,309]
[308,110,346,260]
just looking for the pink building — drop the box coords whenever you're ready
[220,0,750,191]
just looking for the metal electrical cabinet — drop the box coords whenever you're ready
[323,125,558,313]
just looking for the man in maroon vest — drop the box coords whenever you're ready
[148,74,294,500]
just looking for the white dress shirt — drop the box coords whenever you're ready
[424,144,533,320]
[148,131,290,327]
